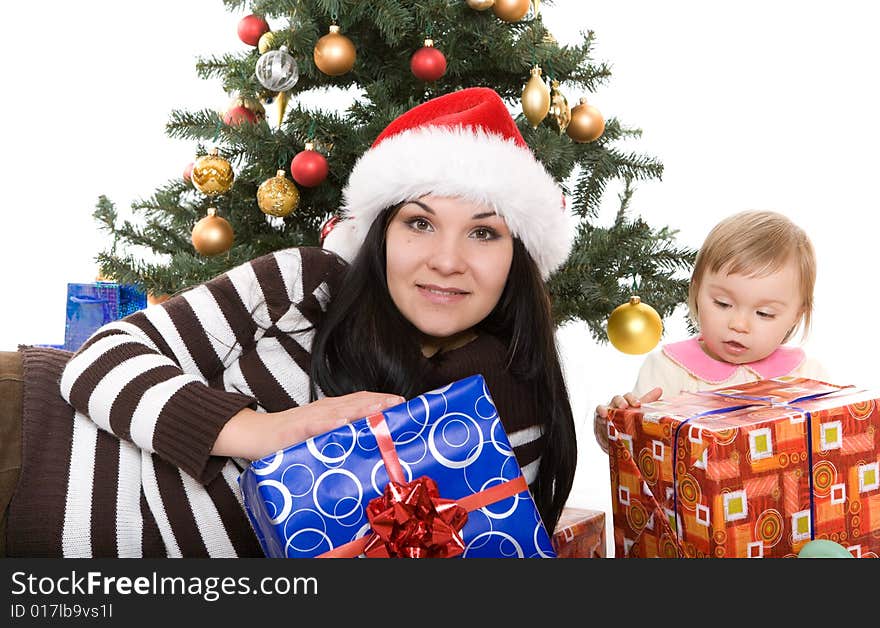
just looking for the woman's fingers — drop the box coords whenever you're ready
[319,391,406,422]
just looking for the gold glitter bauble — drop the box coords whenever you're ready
[257,169,300,217]
[313,25,356,76]
[191,208,234,256]
[191,148,235,196]
[566,97,606,143]
[607,296,663,355]
[492,0,531,22]
[549,80,571,134]
[521,66,550,128]
[466,0,495,10]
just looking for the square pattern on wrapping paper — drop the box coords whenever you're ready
[747,541,764,558]
[820,420,843,450]
[696,504,710,527]
[652,440,665,461]
[860,462,880,493]
[724,490,748,522]
[792,509,812,542]
[749,427,774,460]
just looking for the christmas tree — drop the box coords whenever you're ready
[93,0,695,339]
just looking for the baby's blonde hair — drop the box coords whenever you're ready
[688,210,816,343]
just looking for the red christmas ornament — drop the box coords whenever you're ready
[183,162,194,183]
[223,104,259,126]
[290,142,328,187]
[410,39,447,82]
[237,14,269,47]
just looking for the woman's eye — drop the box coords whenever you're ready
[713,299,731,309]
[471,227,498,241]
[405,217,432,231]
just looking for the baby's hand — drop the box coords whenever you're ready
[593,387,662,454]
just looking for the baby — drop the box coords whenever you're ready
[595,209,828,452]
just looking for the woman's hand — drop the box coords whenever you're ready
[212,391,407,461]
[593,387,662,454]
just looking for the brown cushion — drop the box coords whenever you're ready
[0,350,23,557]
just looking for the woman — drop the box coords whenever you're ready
[4,87,577,556]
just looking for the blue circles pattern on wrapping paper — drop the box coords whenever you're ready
[241,375,556,558]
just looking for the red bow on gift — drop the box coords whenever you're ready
[363,476,468,558]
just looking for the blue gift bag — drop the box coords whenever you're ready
[64,282,147,351]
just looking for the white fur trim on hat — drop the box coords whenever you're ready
[328,125,573,280]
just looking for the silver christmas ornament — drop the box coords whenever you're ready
[255,45,299,92]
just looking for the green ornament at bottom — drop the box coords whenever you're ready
[797,539,854,558]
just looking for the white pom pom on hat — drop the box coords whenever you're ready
[322,87,573,280]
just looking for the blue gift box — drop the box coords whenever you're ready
[64,282,147,351]
[239,374,557,558]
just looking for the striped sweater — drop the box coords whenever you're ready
[8,247,545,557]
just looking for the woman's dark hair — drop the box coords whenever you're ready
[310,205,428,399]
[310,205,577,533]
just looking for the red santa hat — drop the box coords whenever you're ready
[322,87,573,280]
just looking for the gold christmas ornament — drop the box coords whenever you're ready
[566,97,606,143]
[313,24,356,76]
[191,207,234,256]
[191,148,234,196]
[606,296,663,355]
[257,169,300,217]
[521,66,550,128]
[549,80,570,134]
[466,0,495,10]
[258,30,276,54]
[492,0,531,22]
[274,90,290,127]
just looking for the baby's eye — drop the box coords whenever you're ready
[757,311,776,319]
[470,227,499,241]
[712,299,731,309]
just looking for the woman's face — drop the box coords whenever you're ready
[385,195,514,347]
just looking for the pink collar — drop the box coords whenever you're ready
[662,337,806,383]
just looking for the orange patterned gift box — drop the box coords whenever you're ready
[552,507,606,558]
[606,377,880,558]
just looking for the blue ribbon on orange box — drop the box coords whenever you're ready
[668,381,851,545]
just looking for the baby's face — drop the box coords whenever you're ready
[696,258,803,364]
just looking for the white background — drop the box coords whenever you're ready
[2,1,878,556]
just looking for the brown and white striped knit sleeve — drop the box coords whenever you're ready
[58,246,346,484]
